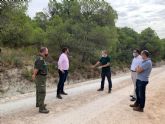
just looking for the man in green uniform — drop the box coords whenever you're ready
[92,50,112,93]
[32,47,49,114]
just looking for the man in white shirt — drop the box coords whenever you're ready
[130,49,143,101]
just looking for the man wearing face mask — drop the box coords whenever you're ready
[130,49,142,101]
[130,50,152,112]
[32,47,49,114]
[92,50,112,93]
[57,47,70,99]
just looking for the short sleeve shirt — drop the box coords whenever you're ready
[34,55,48,75]
[99,56,111,73]
[137,59,152,81]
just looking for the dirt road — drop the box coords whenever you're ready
[0,66,165,124]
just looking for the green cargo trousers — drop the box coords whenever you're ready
[35,75,46,109]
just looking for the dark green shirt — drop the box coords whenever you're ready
[99,56,111,73]
[34,55,48,75]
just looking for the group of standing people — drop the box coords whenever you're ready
[130,49,152,112]
[32,47,152,114]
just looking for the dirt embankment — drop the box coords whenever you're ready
[0,64,130,98]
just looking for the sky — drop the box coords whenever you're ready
[27,0,165,39]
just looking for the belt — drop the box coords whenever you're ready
[37,74,47,76]
[131,70,136,72]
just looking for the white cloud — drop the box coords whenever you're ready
[107,0,165,38]
[27,0,49,18]
[27,0,165,38]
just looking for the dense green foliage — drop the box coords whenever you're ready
[0,0,165,76]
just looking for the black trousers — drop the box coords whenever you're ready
[135,79,148,108]
[101,71,112,90]
[57,70,68,95]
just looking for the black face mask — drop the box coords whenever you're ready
[45,54,48,57]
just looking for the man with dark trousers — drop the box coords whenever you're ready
[130,50,152,112]
[92,50,112,93]
[56,47,69,99]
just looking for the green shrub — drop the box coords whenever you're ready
[22,67,33,81]
[12,57,24,68]
[0,53,24,68]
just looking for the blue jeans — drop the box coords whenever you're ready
[135,79,148,108]
[57,70,68,94]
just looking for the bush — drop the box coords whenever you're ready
[12,57,24,68]
[22,67,33,81]
[0,55,21,68]
[0,47,37,68]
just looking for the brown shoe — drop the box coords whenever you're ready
[97,88,104,91]
[130,103,139,107]
[108,89,111,94]
[56,94,63,99]
[133,106,144,112]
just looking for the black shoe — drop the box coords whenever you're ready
[39,104,49,114]
[97,88,104,91]
[61,91,68,95]
[56,94,63,99]
[39,109,49,114]
[130,97,136,101]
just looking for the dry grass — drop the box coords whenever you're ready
[0,47,38,68]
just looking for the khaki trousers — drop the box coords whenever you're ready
[131,71,137,98]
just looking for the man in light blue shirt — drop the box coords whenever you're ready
[137,59,152,82]
[130,50,152,112]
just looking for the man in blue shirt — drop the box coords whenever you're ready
[130,50,152,112]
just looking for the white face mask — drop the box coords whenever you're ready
[133,53,137,57]
[102,54,107,57]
